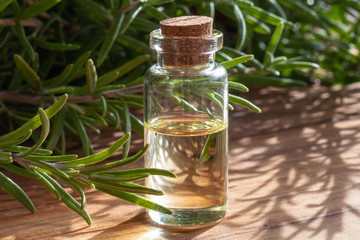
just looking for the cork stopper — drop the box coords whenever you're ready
[160,16,213,37]
[158,16,214,67]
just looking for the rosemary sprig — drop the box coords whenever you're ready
[0,97,176,226]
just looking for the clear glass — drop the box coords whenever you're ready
[144,29,228,228]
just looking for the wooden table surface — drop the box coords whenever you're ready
[1,83,360,240]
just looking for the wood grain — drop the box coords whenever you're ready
[1,83,360,240]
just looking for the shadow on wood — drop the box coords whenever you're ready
[225,83,360,240]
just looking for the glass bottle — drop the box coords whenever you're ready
[144,16,228,228]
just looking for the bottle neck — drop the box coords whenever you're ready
[149,29,223,74]
[156,52,216,74]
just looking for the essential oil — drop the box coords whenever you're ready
[145,113,228,226]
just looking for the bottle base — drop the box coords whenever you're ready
[147,204,227,228]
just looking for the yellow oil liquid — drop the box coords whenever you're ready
[145,114,228,227]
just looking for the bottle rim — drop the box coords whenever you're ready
[150,29,223,54]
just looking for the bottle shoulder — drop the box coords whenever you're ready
[145,63,227,82]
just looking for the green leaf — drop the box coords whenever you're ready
[228,103,234,111]
[125,101,143,109]
[92,181,164,195]
[213,92,226,107]
[11,0,20,17]
[267,0,287,19]
[12,22,35,61]
[221,55,254,69]
[0,155,12,163]
[25,154,78,162]
[46,109,64,150]
[264,52,274,66]
[120,5,143,34]
[0,171,36,213]
[183,92,215,119]
[0,0,13,12]
[142,0,174,5]
[97,55,151,87]
[116,35,152,54]
[84,108,108,126]
[63,133,130,167]
[131,17,159,32]
[237,0,254,7]
[47,64,74,88]
[73,0,111,25]
[97,12,124,67]
[0,163,40,179]
[36,170,92,225]
[0,156,13,164]
[244,15,271,35]
[217,51,233,63]
[119,101,131,158]
[230,75,307,87]
[73,183,86,210]
[277,0,319,20]
[241,5,294,28]
[89,173,150,182]
[229,81,249,92]
[44,86,74,94]
[34,39,80,51]
[229,94,261,113]
[68,109,92,156]
[271,56,287,66]
[265,67,280,76]
[273,61,320,70]
[55,176,86,210]
[0,130,32,148]
[119,94,144,103]
[143,4,169,20]
[130,113,144,137]
[95,184,172,215]
[32,168,62,200]
[221,47,263,68]
[20,0,62,20]
[0,152,11,158]
[61,51,91,85]
[233,4,246,51]
[194,90,223,109]
[98,168,177,178]
[18,108,50,158]
[13,54,41,91]
[0,31,11,50]
[67,103,86,115]
[85,59,97,94]
[99,95,108,117]
[82,121,101,135]
[264,21,284,65]
[79,145,148,174]
[199,133,216,163]
[107,105,121,130]
[204,2,215,18]
[1,146,52,155]
[161,90,198,112]
[29,158,70,180]
[0,94,67,143]
[95,84,126,95]
[104,0,114,9]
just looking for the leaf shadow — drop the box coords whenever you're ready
[225,83,360,239]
